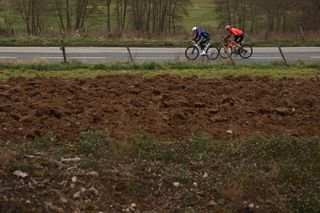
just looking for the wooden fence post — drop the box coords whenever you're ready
[60,40,67,64]
[126,47,134,63]
[278,47,288,65]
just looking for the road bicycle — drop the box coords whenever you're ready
[185,41,220,61]
[220,39,253,59]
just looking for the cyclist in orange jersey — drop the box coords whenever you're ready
[224,25,244,47]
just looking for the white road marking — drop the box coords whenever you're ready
[251,56,282,60]
[311,56,320,59]
[0,56,17,59]
[41,56,109,59]
[135,57,175,60]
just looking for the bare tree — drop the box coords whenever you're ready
[215,0,320,33]
[10,0,48,35]
[105,0,112,31]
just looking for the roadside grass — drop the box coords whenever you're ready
[0,37,188,47]
[0,36,320,47]
[0,62,319,80]
[1,132,319,212]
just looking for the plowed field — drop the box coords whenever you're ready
[1,75,319,142]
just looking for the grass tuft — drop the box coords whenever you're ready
[78,130,114,158]
[130,133,164,160]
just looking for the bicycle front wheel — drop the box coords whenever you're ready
[239,44,253,59]
[206,46,220,60]
[185,46,199,61]
[220,46,233,59]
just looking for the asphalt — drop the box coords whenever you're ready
[0,47,319,64]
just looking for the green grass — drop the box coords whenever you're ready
[183,0,218,32]
[0,37,188,47]
[0,36,320,47]
[0,62,319,80]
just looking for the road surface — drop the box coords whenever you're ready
[0,47,319,64]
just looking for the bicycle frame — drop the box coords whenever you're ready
[220,39,253,59]
[192,41,210,52]
[186,41,220,61]
[224,40,237,52]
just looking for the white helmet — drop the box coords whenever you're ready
[225,25,231,30]
[192,27,198,32]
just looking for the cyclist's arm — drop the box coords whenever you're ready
[224,34,231,40]
[192,34,200,42]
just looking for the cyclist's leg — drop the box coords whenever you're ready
[234,35,244,46]
[234,36,240,47]
[202,38,210,50]
[199,38,209,55]
[238,35,244,45]
[199,38,205,50]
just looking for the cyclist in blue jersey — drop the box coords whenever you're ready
[192,27,211,56]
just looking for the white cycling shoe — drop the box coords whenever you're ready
[200,51,206,56]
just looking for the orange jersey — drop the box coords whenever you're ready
[229,28,243,36]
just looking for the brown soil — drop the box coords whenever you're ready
[1,75,320,213]
[0,75,320,142]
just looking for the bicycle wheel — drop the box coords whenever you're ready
[239,44,253,59]
[206,46,220,60]
[185,46,199,60]
[220,46,233,59]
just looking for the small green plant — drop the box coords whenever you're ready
[8,163,33,173]
[184,133,214,161]
[291,187,320,213]
[180,191,198,207]
[78,130,114,158]
[130,133,164,160]
[32,136,54,150]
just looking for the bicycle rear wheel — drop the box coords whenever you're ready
[220,46,233,59]
[239,44,253,59]
[206,46,220,60]
[185,46,199,60]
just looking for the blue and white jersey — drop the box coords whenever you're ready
[196,29,210,39]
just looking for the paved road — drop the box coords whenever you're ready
[0,47,319,64]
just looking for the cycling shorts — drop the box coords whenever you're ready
[234,35,244,43]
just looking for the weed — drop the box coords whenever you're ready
[8,163,33,173]
[130,133,164,160]
[184,133,214,161]
[180,191,198,207]
[12,136,55,159]
[78,130,114,158]
[291,187,320,213]
[177,171,194,186]
[32,136,54,150]
[52,147,68,161]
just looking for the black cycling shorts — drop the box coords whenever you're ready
[234,35,244,43]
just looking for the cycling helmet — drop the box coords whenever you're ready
[225,25,231,30]
[192,27,198,32]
